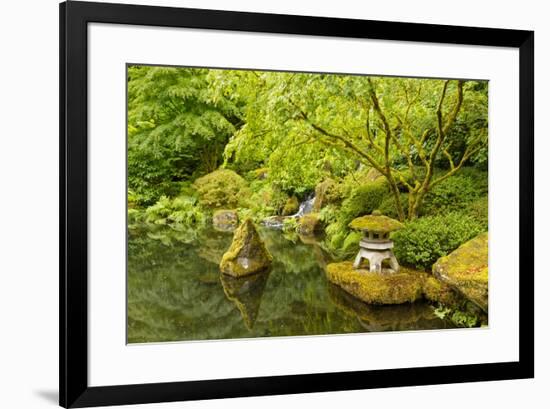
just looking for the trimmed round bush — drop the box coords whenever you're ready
[392,212,485,270]
[193,169,247,208]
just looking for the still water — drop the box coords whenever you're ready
[127,224,454,343]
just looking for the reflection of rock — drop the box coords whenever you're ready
[328,284,448,332]
[297,213,321,236]
[261,215,288,229]
[433,233,488,312]
[220,219,273,277]
[220,268,271,329]
[326,261,424,304]
[212,209,238,231]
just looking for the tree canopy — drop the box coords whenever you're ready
[127,65,488,219]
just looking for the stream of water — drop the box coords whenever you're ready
[127,223,455,343]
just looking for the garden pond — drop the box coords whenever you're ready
[127,224,457,343]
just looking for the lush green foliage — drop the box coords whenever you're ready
[193,169,247,208]
[144,194,206,226]
[127,66,243,205]
[421,168,488,216]
[392,213,485,270]
[128,65,489,269]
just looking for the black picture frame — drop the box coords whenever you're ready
[60,1,534,407]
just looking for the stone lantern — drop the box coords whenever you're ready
[349,211,404,274]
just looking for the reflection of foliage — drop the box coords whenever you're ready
[128,225,454,343]
[433,305,483,328]
[328,284,455,332]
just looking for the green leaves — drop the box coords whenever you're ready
[127,65,244,204]
[392,212,485,270]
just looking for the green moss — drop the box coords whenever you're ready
[193,169,248,209]
[220,218,273,277]
[349,214,404,233]
[282,196,300,215]
[328,283,441,330]
[313,178,339,211]
[297,213,321,236]
[326,260,471,308]
[422,275,462,306]
[326,261,424,304]
[433,232,488,312]
[251,167,269,180]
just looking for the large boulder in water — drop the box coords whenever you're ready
[326,261,460,306]
[220,219,273,277]
[432,232,489,312]
[326,261,425,304]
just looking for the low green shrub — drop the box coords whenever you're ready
[322,178,390,256]
[392,212,485,270]
[376,193,409,219]
[340,178,389,222]
[145,195,206,226]
[282,217,299,232]
[463,196,489,230]
[421,169,487,216]
[193,169,247,208]
[242,180,289,220]
[341,231,363,255]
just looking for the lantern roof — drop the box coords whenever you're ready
[349,212,404,233]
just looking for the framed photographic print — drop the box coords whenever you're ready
[60,1,534,407]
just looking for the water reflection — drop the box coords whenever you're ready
[328,284,455,332]
[127,223,453,343]
[220,268,271,330]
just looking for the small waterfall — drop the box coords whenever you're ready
[261,192,316,229]
[293,192,315,218]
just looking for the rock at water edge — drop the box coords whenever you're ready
[432,232,489,312]
[220,219,273,277]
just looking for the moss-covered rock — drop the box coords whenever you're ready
[297,213,321,236]
[220,219,273,277]
[326,260,465,307]
[212,209,238,231]
[349,213,404,233]
[422,275,463,306]
[313,178,338,211]
[282,196,300,216]
[193,169,247,209]
[328,283,451,332]
[326,261,424,304]
[432,232,489,312]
